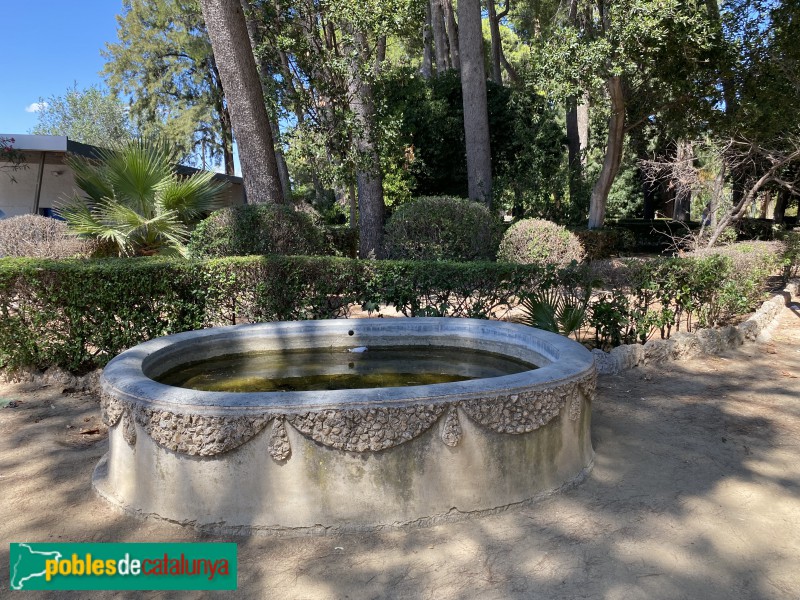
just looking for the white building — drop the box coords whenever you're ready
[0,134,244,219]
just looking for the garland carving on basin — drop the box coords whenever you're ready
[101,369,596,459]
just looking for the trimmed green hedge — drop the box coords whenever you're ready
[0,258,204,372]
[188,204,336,258]
[1,239,791,372]
[383,196,503,261]
[0,256,546,372]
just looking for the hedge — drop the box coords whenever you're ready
[0,256,546,372]
[1,241,790,372]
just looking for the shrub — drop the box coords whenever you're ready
[188,204,336,258]
[329,226,359,258]
[0,215,97,258]
[0,255,545,372]
[587,243,780,348]
[0,257,204,372]
[571,227,636,260]
[777,230,800,281]
[383,196,503,261]
[59,138,226,257]
[690,241,782,321]
[498,218,585,267]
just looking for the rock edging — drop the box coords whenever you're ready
[592,279,800,375]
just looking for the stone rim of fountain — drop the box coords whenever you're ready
[100,318,596,459]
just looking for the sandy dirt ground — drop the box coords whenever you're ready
[1,302,799,600]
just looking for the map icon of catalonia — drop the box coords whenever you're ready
[10,544,63,590]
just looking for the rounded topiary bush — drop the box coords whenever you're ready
[0,214,97,258]
[383,196,503,261]
[498,218,585,267]
[188,204,336,258]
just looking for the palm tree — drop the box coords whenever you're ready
[58,138,227,257]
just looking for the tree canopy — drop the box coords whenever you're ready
[99,0,800,246]
[30,84,133,148]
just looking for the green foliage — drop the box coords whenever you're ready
[58,138,227,257]
[329,226,360,258]
[374,68,565,207]
[519,266,592,337]
[0,237,783,371]
[498,218,585,267]
[590,242,782,348]
[0,257,205,372]
[0,255,545,372]
[30,84,134,148]
[188,204,336,258]
[383,196,503,261]
[364,260,545,318]
[777,230,800,280]
[103,0,231,170]
[604,153,645,220]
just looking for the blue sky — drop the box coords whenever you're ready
[1,2,241,174]
[0,2,123,134]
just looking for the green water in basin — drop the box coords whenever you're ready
[157,346,537,392]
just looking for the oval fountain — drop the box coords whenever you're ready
[93,318,596,534]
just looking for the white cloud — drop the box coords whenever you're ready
[25,102,49,113]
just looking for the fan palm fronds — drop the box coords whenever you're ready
[58,138,226,257]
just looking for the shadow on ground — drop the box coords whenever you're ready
[1,308,799,599]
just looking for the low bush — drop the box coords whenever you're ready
[0,239,786,372]
[383,196,503,261]
[0,215,97,258]
[0,257,204,372]
[777,230,800,280]
[188,204,336,258]
[571,227,635,260]
[0,256,545,372]
[498,218,585,267]
[587,242,782,349]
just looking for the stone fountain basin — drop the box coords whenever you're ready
[94,318,596,534]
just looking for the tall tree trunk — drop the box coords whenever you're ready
[347,30,385,258]
[442,0,460,71]
[487,0,503,84]
[673,140,693,222]
[431,0,449,73]
[422,1,434,79]
[631,127,658,220]
[375,35,387,75]
[588,76,625,229]
[240,0,292,201]
[458,0,493,205]
[200,0,283,204]
[566,96,581,203]
[209,57,236,176]
[577,94,589,158]
[348,182,357,230]
[774,188,789,224]
[220,101,235,176]
[270,120,293,202]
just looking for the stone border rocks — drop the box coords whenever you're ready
[592,279,800,375]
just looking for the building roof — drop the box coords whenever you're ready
[1,134,242,184]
